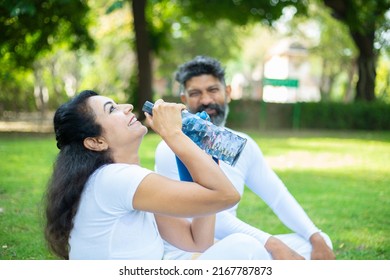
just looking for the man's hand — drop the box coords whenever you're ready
[265,236,305,260]
[310,232,336,260]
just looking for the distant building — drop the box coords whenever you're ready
[262,39,321,103]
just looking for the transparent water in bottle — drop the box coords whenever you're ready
[142,101,247,166]
[181,112,247,166]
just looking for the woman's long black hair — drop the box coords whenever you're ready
[44,90,113,259]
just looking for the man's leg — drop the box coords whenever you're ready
[274,232,333,260]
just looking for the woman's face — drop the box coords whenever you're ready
[87,95,147,154]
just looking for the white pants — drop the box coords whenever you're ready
[198,233,272,260]
[163,232,332,260]
[274,232,333,260]
[164,233,271,260]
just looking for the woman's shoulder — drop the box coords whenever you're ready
[90,164,154,200]
[99,163,149,171]
[94,163,153,183]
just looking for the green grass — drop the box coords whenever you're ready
[0,130,389,260]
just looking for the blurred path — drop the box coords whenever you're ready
[0,112,53,133]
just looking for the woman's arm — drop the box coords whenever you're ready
[155,214,215,253]
[133,100,240,217]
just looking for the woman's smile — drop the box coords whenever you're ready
[128,116,138,126]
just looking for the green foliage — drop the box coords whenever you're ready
[0,0,97,113]
[376,53,390,102]
[177,0,308,26]
[141,0,309,87]
[323,0,390,49]
[288,2,358,100]
[0,0,94,68]
[156,19,245,83]
[0,58,35,113]
[146,0,179,54]
[2,0,388,113]
[1,130,389,259]
[106,0,125,14]
[322,0,390,101]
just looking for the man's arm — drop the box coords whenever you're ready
[243,136,319,238]
[243,136,334,258]
[215,210,271,244]
[154,136,333,259]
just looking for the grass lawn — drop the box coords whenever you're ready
[0,130,389,260]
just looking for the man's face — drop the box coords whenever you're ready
[180,74,231,126]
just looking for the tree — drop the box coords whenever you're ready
[107,0,156,119]
[131,0,153,120]
[323,0,390,102]
[0,0,94,67]
[177,0,308,26]
[0,0,94,113]
[155,19,246,96]
[108,0,309,117]
[285,2,358,102]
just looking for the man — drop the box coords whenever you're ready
[154,55,335,260]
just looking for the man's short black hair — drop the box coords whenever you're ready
[175,56,226,91]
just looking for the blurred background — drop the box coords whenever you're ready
[1,0,390,260]
[0,0,389,131]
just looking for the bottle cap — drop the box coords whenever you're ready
[142,101,154,115]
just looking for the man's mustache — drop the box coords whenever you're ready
[197,104,225,115]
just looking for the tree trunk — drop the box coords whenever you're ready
[33,64,47,118]
[131,0,152,120]
[351,29,377,102]
[354,57,376,101]
[323,0,378,102]
[319,59,329,100]
[343,59,356,103]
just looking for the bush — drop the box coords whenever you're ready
[299,101,390,130]
[162,96,390,131]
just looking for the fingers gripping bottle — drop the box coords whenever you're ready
[142,101,247,176]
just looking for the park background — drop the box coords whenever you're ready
[0,0,389,260]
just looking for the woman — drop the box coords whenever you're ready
[45,90,270,260]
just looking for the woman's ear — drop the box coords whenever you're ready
[83,137,108,151]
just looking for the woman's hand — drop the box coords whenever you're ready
[144,100,186,140]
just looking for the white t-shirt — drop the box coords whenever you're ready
[69,163,164,260]
[155,128,320,259]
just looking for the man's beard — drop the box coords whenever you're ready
[192,103,229,127]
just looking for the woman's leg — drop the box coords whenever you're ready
[197,233,272,260]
